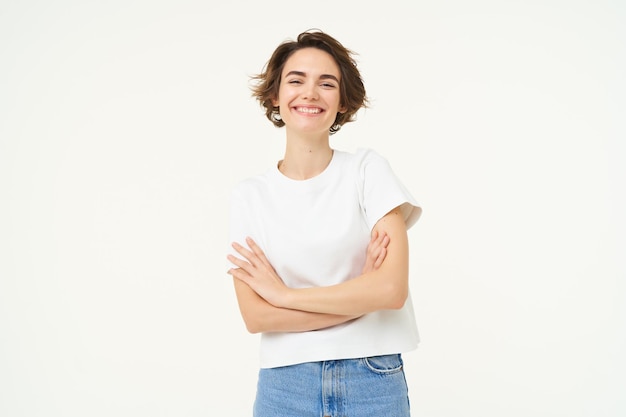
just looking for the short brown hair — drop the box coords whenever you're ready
[251,30,368,134]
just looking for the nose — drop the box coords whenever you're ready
[301,82,319,100]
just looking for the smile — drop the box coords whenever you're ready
[294,106,323,114]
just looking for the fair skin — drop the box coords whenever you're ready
[272,47,346,180]
[228,47,412,330]
[231,231,389,333]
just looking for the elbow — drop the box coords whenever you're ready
[241,305,277,334]
[387,290,408,310]
[381,281,409,310]
[246,323,262,334]
[243,317,259,334]
[241,314,264,334]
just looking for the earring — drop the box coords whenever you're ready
[271,107,282,122]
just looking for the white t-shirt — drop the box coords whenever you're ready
[228,148,422,368]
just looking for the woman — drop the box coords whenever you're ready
[227,30,422,416]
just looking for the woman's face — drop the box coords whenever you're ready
[273,47,345,136]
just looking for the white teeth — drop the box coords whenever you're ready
[296,107,321,114]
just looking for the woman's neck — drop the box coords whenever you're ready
[278,132,333,180]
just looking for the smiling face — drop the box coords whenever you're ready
[272,47,346,137]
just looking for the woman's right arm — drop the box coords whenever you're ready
[233,279,359,333]
[232,229,389,333]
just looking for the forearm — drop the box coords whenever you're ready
[229,208,409,318]
[251,304,360,333]
[282,269,408,316]
[280,209,410,316]
[234,280,359,333]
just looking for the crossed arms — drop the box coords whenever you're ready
[227,206,410,333]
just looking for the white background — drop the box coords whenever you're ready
[1,0,624,416]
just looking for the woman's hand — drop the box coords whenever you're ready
[228,231,390,309]
[362,230,390,274]
[227,237,289,308]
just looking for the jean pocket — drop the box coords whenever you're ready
[363,354,404,375]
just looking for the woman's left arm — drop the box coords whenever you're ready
[228,206,410,316]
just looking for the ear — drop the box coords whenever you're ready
[271,96,279,107]
[339,105,347,114]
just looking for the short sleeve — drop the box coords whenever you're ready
[227,187,252,268]
[358,149,422,231]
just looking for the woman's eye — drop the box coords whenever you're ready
[288,79,302,84]
[321,83,336,88]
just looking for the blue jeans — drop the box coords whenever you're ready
[253,354,411,417]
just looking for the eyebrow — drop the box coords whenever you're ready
[285,70,340,83]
